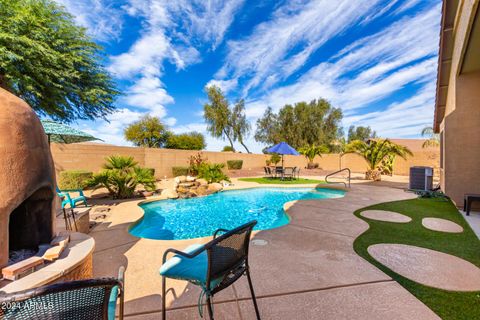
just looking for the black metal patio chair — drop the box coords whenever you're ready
[275,166,284,179]
[293,167,301,180]
[282,167,294,180]
[263,166,273,178]
[160,220,260,320]
[0,266,124,320]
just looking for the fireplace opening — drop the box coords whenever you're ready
[8,187,54,264]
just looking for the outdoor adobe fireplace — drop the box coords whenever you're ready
[0,88,56,269]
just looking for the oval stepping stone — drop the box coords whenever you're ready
[368,244,480,291]
[360,210,411,223]
[422,218,463,233]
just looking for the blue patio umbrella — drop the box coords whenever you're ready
[266,142,299,167]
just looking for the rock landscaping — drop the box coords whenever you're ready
[161,176,223,199]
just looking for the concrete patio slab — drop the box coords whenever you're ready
[459,210,480,239]
[89,182,441,318]
[285,203,369,237]
[232,224,391,299]
[422,217,464,233]
[126,301,241,319]
[368,244,480,291]
[238,281,440,320]
[360,210,412,223]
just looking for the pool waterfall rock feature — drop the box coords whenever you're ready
[163,175,223,199]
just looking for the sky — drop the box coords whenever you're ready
[55,0,442,153]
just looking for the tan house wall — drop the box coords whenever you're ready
[442,71,480,206]
[50,143,439,179]
[437,0,480,206]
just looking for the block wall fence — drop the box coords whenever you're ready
[50,144,440,179]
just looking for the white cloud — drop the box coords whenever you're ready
[81,108,144,146]
[164,0,245,49]
[124,75,174,118]
[108,33,171,78]
[171,122,207,134]
[205,79,238,93]
[393,0,424,15]
[215,0,391,95]
[344,82,436,138]
[55,0,123,42]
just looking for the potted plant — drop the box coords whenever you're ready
[298,144,328,169]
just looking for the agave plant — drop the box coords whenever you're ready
[87,156,156,199]
[345,139,412,181]
[298,144,329,169]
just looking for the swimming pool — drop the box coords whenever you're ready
[129,187,345,240]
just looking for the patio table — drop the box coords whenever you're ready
[273,167,295,180]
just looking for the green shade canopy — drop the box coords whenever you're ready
[41,120,102,144]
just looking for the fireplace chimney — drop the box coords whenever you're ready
[0,88,56,269]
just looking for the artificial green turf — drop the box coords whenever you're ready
[238,177,326,184]
[354,198,480,320]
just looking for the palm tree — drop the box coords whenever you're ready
[299,144,328,169]
[421,126,440,148]
[345,139,413,181]
[87,156,156,199]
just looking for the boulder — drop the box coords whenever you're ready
[178,182,194,188]
[176,186,189,194]
[196,185,210,196]
[186,175,196,182]
[161,188,178,199]
[207,183,223,193]
[196,178,208,185]
[175,176,187,183]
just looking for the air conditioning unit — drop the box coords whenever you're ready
[409,166,433,191]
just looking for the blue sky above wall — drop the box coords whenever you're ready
[56,0,442,153]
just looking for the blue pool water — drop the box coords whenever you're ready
[129,187,345,240]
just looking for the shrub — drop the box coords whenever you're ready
[145,168,155,177]
[198,163,230,183]
[222,145,234,152]
[188,152,208,175]
[58,170,93,189]
[226,160,243,170]
[270,153,281,165]
[86,156,156,199]
[172,166,189,177]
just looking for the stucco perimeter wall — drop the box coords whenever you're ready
[51,143,439,178]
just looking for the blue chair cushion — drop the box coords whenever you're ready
[160,244,209,284]
[108,285,119,320]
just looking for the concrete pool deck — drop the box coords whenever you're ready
[90,179,440,319]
